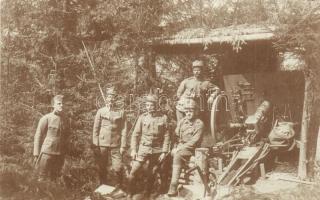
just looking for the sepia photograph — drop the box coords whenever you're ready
[1,0,320,199]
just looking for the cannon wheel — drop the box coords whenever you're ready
[210,94,231,144]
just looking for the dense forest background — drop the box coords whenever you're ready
[1,0,320,199]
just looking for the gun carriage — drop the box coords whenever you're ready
[149,24,306,198]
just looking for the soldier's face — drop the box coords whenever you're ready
[106,94,116,104]
[146,102,156,113]
[193,67,201,78]
[185,109,195,120]
[53,100,63,113]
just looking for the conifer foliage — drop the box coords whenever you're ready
[0,0,319,199]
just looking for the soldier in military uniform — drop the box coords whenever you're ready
[176,59,220,122]
[92,87,127,187]
[33,95,70,181]
[167,99,205,197]
[127,94,170,199]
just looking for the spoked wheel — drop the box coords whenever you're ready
[210,94,232,145]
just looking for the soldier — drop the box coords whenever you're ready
[33,95,70,181]
[176,59,220,122]
[127,94,170,199]
[167,98,205,197]
[92,87,127,188]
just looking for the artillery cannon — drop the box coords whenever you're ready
[182,94,274,197]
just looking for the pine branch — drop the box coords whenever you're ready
[19,102,44,117]
[286,4,320,34]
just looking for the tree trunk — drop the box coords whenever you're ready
[307,96,320,177]
[134,53,139,93]
[146,48,156,79]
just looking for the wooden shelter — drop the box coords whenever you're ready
[149,24,310,179]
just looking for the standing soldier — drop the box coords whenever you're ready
[127,94,170,199]
[33,95,70,181]
[92,87,127,188]
[167,99,204,197]
[176,59,220,122]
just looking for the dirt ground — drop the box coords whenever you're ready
[93,177,318,200]
[92,155,320,200]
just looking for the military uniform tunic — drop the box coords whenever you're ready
[176,76,219,122]
[173,117,204,165]
[175,117,204,151]
[34,112,70,156]
[93,106,127,148]
[167,116,205,196]
[131,112,170,161]
[33,112,70,180]
[92,106,127,184]
[177,77,217,99]
[127,112,170,195]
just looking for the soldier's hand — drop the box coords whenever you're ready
[158,153,166,162]
[120,147,125,155]
[130,150,137,160]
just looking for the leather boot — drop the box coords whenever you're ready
[167,165,181,197]
[126,174,134,199]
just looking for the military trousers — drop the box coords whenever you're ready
[168,148,193,191]
[37,153,65,181]
[96,146,123,185]
[172,148,193,166]
[127,153,161,195]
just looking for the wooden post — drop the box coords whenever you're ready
[315,126,320,162]
[298,73,312,179]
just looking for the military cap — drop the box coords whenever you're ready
[145,94,158,103]
[106,86,117,95]
[183,98,197,110]
[192,60,204,68]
